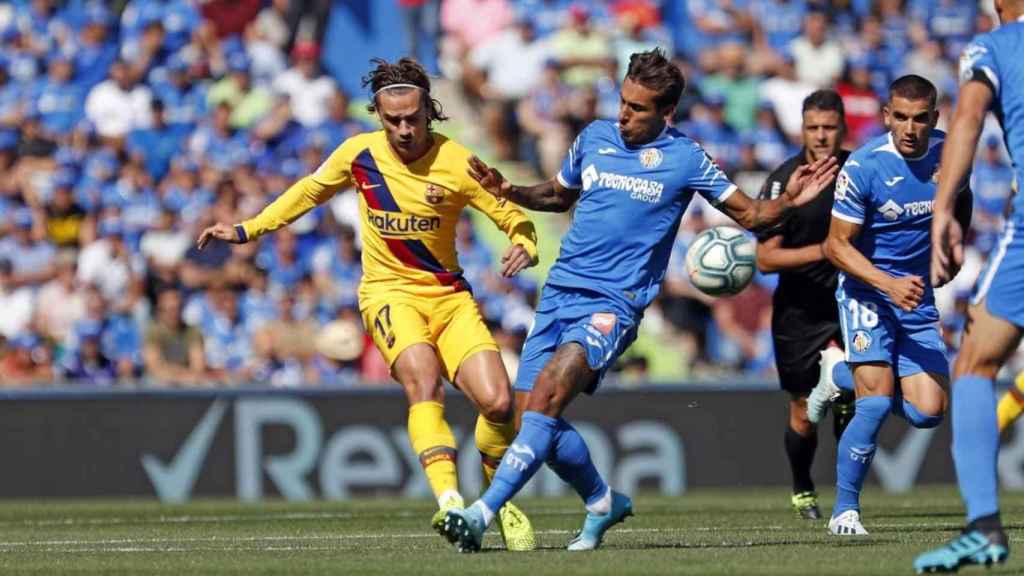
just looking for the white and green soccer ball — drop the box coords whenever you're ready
[684,226,756,296]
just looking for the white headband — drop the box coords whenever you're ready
[373,83,424,97]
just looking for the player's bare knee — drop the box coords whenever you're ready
[478,387,512,423]
[789,398,813,434]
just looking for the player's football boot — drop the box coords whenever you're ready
[828,509,869,536]
[442,505,487,553]
[497,501,536,551]
[791,491,821,520]
[913,529,1009,574]
[567,491,634,551]
[808,346,845,424]
[431,492,465,538]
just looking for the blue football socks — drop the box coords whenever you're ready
[952,375,1000,523]
[834,396,890,516]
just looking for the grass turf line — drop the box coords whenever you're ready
[0,486,1020,575]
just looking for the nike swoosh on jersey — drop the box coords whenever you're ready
[598,148,617,154]
[884,176,904,186]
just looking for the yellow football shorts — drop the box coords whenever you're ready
[360,290,498,382]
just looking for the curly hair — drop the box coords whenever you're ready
[361,57,449,127]
[625,48,685,111]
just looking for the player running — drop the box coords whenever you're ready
[823,75,972,537]
[916,1,1024,571]
[197,57,537,550]
[437,48,838,553]
[755,89,855,520]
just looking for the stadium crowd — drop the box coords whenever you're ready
[0,0,1016,387]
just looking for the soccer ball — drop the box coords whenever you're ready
[684,226,756,296]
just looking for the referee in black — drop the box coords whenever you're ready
[756,90,853,520]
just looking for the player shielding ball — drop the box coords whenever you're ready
[916,0,1024,571]
[197,57,538,550]
[755,89,854,520]
[822,75,973,537]
[438,48,838,553]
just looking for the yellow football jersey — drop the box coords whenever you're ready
[240,131,538,300]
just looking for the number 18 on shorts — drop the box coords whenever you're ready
[837,293,949,378]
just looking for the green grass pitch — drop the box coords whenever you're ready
[0,486,1020,575]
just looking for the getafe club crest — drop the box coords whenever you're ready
[639,148,663,169]
[853,330,872,353]
[425,183,445,205]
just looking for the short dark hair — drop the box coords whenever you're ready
[802,89,846,117]
[362,57,448,127]
[625,48,685,110]
[889,74,937,107]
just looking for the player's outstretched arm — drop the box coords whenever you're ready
[467,156,579,212]
[824,216,923,311]
[720,156,838,231]
[931,81,992,287]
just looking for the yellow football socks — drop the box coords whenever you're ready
[408,401,458,502]
[997,372,1024,433]
[475,415,516,489]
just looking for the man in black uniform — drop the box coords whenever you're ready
[756,90,852,519]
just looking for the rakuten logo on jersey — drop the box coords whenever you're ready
[581,163,664,203]
[366,208,441,236]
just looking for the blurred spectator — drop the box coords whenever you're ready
[282,0,332,55]
[200,283,255,383]
[254,0,290,50]
[71,5,118,91]
[272,42,335,128]
[126,100,190,182]
[207,52,273,129]
[971,137,1016,253]
[789,9,844,88]
[549,5,611,89]
[700,43,760,133]
[59,322,116,386]
[0,259,35,340]
[685,0,753,56]
[902,38,956,100]
[751,0,806,56]
[836,54,884,146]
[710,279,774,372]
[517,60,573,177]
[254,292,318,387]
[312,314,365,386]
[742,101,791,171]
[144,288,207,386]
[33,251,85,344]
[401,0,441,63]
[759,55,816,142]
[684,93,741,172]
[84,60,153,141]
[309,89,371,152]
[77,219,143,306]
[31,54,83,140]
[0,208,57,288]
[439,0,514,80]
[0,332,54,387]
[465,15,552,160]
[312,224,361,312]
[43,170,92,248]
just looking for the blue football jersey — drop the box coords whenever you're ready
[832,130,947,306]
[960,18,1024,222]
[549,119,737,311]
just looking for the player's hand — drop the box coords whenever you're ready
[783,155,839,208]
[884,274,925,312]
[930,209,964,288]
[468,155,513,199]
[501,243,534,277]
[197,222,244,250]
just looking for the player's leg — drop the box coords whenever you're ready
[807,344,856,425]
[362,300,461,521]
[440,293,535,550]
[893,372,947,429]
[785,394,821,519]
[914,299,1021,573]
[829,362,894,536]
[996,370,1024,433]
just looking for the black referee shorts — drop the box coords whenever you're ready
[772,302,842,397]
